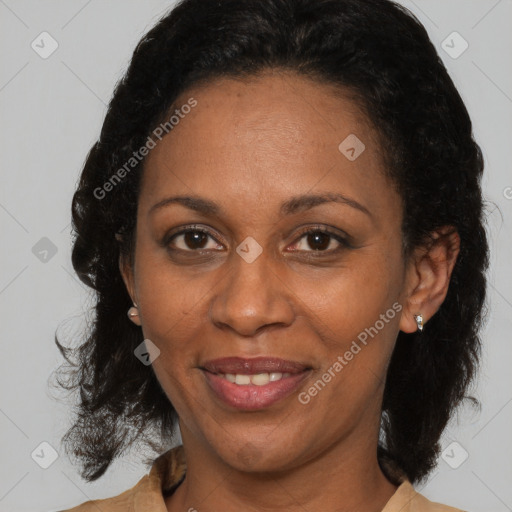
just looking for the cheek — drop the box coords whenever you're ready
[133,241,219,344]
[295,245,403,414]
[297,267,401,427]
[298,246,403,344]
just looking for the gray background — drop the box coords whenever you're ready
[0,1,511,511]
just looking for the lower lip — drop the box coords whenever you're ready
[202,370,311,411]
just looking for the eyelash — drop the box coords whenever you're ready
[164,224,351,256]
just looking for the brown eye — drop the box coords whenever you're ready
[289,228,350,253]
[305,232,331,251]
[167,228,223,252]
[182,231,208,250]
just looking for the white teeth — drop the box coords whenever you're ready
[251,373,270,386]
[221,372,293,385]
[235,374,251,385]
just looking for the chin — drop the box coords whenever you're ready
[209,435,305,474]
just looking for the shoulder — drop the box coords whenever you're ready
[56,474,149,511]
[384,480,467,512]
[380,457,466,512]
[56,445,186,512]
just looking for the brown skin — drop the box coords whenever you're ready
[120,69,460,512]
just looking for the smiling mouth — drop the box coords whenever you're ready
[199,356,313,410]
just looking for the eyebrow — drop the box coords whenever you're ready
[149,192,372,218]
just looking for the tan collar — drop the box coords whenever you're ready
[133,445,461,512]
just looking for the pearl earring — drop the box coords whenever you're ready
[414,314,424,332]
[127,304,139,320]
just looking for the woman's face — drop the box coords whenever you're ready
[122,70,414,472]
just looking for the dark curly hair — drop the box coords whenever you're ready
[52,0,489,485]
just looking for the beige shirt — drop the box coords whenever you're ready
[59,445,465,512]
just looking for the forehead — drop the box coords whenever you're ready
[139,70,399,224]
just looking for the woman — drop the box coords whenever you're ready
[55,0,488,510]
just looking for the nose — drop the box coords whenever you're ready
[209,249,295,337]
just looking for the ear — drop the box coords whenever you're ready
[118,246,141,326]
[399,226,460,333]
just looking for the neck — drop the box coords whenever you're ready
[165,428,398,512]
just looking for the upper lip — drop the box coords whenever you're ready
[201,357,310,375]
